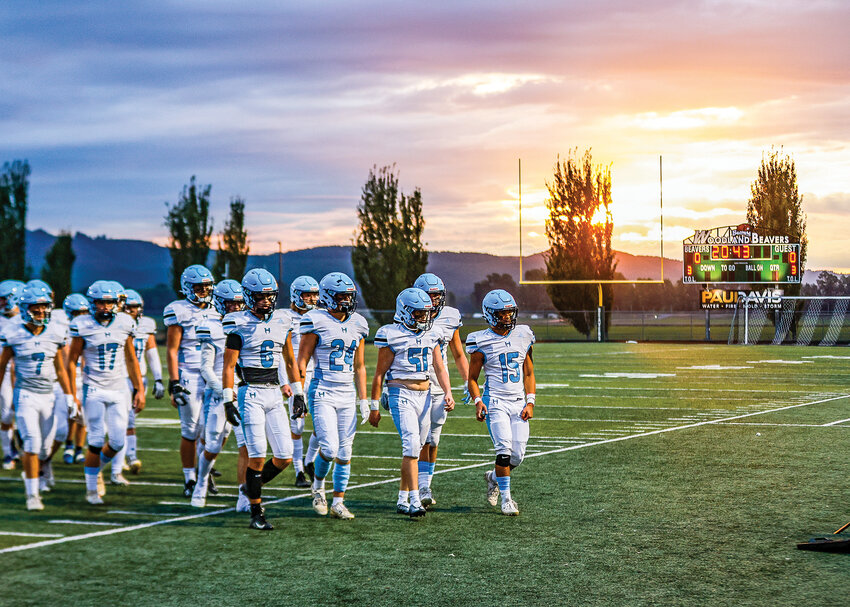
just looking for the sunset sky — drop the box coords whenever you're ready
[1,1,848,270]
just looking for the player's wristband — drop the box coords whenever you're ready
[289,381,304,396]
[473,396,483,406]
[526,393,536,405]
[222,387,234,403]
[369,399,380,411]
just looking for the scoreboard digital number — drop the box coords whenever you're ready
[683,225,801,284]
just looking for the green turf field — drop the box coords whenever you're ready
[2,342,850,606]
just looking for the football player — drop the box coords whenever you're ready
[163,265,216,496]
[0,279,24,470]
[297,272,369,520]
[191,279,244,507]
[61,294,90,464]
[0,282,77,510]
[118,289,165,477]
[221,269,305,530]
[369,288,455,518]
[412,273,468,508]
[67,280,145,505]
[284,275,319,488]
[467,290,536,516]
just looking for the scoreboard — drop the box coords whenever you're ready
[683,225,801,284]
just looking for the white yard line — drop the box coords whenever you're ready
[3,393,847,555]
[108,511,185,517]
[823,418,850,426]
[0,531,64,538]
[47,520,123,527]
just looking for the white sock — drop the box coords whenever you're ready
[312,477,325,492]
[197,454,214,484]
[331,496,343,507]
[85,470,99,492]
[113,443,126,475]
[305,433,319,464]
[126,434,137,461]
[1,430,11,457]
[409,489,421,508]
[24,476,39,497]
[183,468,197,483]
[292,438,304,473]
[397,490,409,505]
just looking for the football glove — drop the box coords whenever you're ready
[358,399,370,425]
[224,401,241,426]
[153,379,165,400]
[65,394,77,418]
[463,386,472,405]
[168,380,191,407]
[291,394,307,420]
[380,392,390,411]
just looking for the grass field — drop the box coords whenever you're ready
[2,342,850,606]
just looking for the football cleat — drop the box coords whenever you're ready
[210,466,222,478]
[183,479,196,498]
[249,512,273,531]
[128,459,142,474]
[38,476,51,493]
[501,499,519,516]
[236,486,250,513]
[329,502,354,520]
[294,471,310,488]
[86,490,104,505]
[420,487,435,508]
[122,463,131,472]
[74,450,86,464]
[190,494,206,508]
[2,455,15,470]
[111,474,130,486]
[97,472,106,498]
[207,474,218,496]
[408,504,427,518]
[312,489,328,516]
[485,471,499,507]
[63,446,75,464]
[304,460,315,482]
[26,494,44,511]
[396,502,410,515]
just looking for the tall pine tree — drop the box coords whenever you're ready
[40,231,75,303]
[544,150,617,338]
[0,160,30,280]
[351,165,428,323]
[212,196,249,281]
[164,176,213,296]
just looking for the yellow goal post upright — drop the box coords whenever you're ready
[517,156,667,341]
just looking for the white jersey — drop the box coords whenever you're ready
[51,308,70,333]
[163,299,216,371]
[0,315,15,381]
[284,308,314,374]
[300,310,368,385]
[196,316,226,377]
[223,309,292,380]
[132,315,157,376]
[70,312,136,391]
[427,306,462,390]
[465,325,535,400]
[374,323,442,382]
[1,317,67,394]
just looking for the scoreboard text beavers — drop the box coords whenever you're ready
[683,225,801,284]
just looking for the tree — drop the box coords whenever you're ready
[164,176,213,296]
[212,196,249,281]
[351,165,428,323]
[543,150,617,338]
[0,160,31,280]
[40,231,75,303]
[472,273,519,310]
[747,147,808,293]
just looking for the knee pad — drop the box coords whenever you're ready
[510,453,523,468]
[337,442,352,463]
[495,453,512,468]
[107,440,124,454]
[88,445,102,456]
[428,424,442,447]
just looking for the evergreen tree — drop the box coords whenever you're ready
[543,150,617,338]
[164,176,213,296]
[40,231,75,303]
[212,196,249,281]
[352,165,428,323]
[0,160,31,279]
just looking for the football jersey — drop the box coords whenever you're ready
[70,312,136,391]
[0,315,14,380]
[427,306,462,389]
[133,315,157,376]
[284,308,314,374]
[224,309,293,373]
[196,315,226,377]
[1,317,67,394]
[163,299,217,370]
[300,310,369,385]
[51,308,70,333]
[465,325,535,400]
[374,323,441,381]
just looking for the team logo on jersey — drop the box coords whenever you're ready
[264,327,271,333]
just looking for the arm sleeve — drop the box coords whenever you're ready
[145,347,163,381]
[199,341,221,390]
[225,332,243,351]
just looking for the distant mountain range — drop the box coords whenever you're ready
[24,229,827,305]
